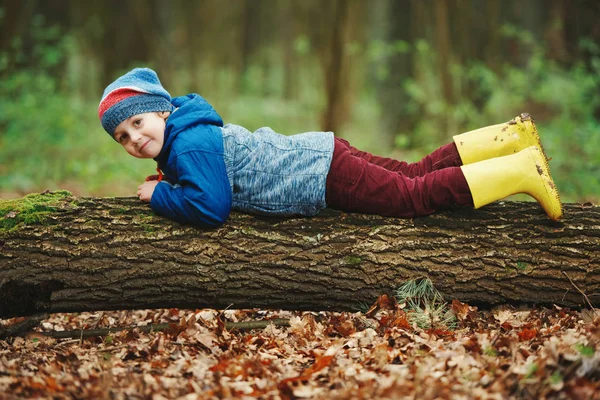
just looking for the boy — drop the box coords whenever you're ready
[98,68,562,228]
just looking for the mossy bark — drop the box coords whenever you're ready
[0,193,599,317]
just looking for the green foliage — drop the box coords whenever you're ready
[575,343,595,357]
[0,16,597,203]
[395,278,457,330]
[0,17,156,196]
[357,301,372,314]
[396,278,443,304]
[548,371,563,385]
[401,27,600,202]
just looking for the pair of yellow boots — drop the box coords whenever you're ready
[454,113,562,221]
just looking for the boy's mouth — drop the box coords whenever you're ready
[140,139,151,152]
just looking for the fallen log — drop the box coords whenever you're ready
[0,191,598,317]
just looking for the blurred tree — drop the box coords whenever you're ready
[278,0,297,100]
[368,0,415,148]
[0,0,599,201]
[545,0,568,64]
[239,0,260,93]
[309,0,366,134]
[435,0,454,107]
[320,0,350,133]
[3,0,599,123]
[0,0,35,72]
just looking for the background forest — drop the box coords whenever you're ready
[0,0,599,202]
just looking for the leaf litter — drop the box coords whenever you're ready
[0,301,599,399]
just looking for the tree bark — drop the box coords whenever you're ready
[320,0,351,133]
[0,195,598,318]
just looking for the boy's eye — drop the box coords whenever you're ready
[133,119,142,127]
[118,133,129,143]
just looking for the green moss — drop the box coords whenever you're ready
[69,199,86,207]
[142,224,157,234]
[131,212,158,235]
[344,256,362,265]
[0,190,72,232]
[135,211,155,220]
[516,261,528,271]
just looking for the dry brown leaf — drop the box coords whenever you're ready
[3,304,600,399]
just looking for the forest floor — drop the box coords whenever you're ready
[1,298,599,399]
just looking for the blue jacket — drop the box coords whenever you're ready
[151,94,231,227]
[151,94,334,227]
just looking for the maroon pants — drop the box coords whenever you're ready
[325,138,473,217]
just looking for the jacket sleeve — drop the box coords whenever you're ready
[149,149,232,228]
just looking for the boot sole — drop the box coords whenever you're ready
[528,146,563,221]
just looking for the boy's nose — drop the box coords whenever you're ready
[131,132,143,143]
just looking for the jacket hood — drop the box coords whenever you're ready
[155,94,224,164]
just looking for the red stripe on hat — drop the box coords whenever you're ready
[98,89,144,119]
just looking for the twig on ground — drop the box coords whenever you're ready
[4,318,291,339]
[0,313,48,339]
[562,271,596,309]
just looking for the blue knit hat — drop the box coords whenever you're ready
[98,68,173,137]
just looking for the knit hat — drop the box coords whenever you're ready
[98,68,173,137]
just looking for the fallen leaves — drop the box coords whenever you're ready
[518,327,539,341]
[0,301,599,399]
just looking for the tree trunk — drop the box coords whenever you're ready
[320,0,351,133]
[434,0,454,107]
[0,194,598,318]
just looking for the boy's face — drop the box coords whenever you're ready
[113,112,169,158]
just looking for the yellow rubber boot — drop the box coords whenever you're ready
[460,146,563,221]
[453,113,546,164]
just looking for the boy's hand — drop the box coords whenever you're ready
[137,180,159,203]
